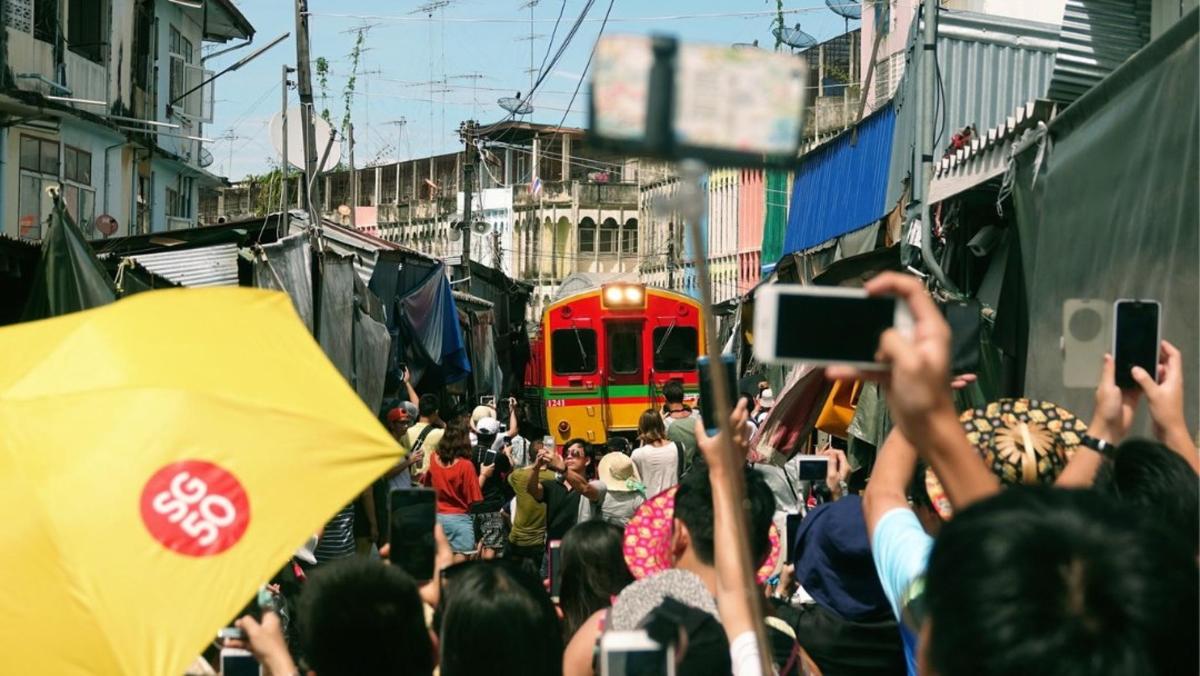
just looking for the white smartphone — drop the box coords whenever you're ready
[600,630,675,676]
[219,648,261,676]
[1112,299,1161,390]
[754,285,913,369]
[795,454,830,481]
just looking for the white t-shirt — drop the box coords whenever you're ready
[631,441,680,498]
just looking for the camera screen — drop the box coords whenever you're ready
[221,654,260,676]
[774,294,895,364]
[605,648,668,676]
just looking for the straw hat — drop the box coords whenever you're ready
[925,398,1087,519]
[597,452,643,493]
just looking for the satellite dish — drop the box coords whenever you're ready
[448,226,462,242]
[774,23,817,50]
[270,106,342,173]
[825,0,862,20]
[198,146,214,169]
[471,220,490,235]
[498,92,533,115]
[94,214,118,237]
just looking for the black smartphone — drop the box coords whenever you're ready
[698,354,737,435]
[1113,300,1160,389]
[549,539,564,602]
[796,455,829,481]
[785,513,804,561]
[389,488,437,581]
[483,448,498,466]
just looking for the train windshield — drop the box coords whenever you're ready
[552,328,598,374]
[652,326,699,372]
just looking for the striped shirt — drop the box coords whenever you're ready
[314,504,356,564]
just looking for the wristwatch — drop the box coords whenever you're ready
[554,471,565,483]
[1080,434,1115,458]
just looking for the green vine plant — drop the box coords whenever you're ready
[315,57,333,127]
[341,29,365,134]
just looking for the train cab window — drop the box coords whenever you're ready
[652,326,699,372]
[552,328,598,374]
[608,324,642,375]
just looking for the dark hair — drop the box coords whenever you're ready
[419,393,440,418]
[674,465,776,566]
[563,438,595,479]
[637,409,668,444]
[559,520,634,639]
[440,561,563,676]
[298,557,433,676]
[663,379,686,405]
[925,486,1198,676]
[1093,438,1199,554]
[437,424,472,464]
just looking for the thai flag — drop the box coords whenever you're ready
[529,176,543,196]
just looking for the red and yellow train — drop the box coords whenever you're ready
[524,283,706,447]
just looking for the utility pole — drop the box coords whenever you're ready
[280,64,294,217]
[349,122,357,227]
[458,119,476,284]
[914,0,956,292]
[294,0,322,226]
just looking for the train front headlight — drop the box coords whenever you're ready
[604,286,624,305]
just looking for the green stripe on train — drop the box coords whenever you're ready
[542,385,699,399]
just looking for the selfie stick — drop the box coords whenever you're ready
[678,160,774,676]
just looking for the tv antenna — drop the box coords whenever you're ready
[520,0,540,93]
[824,0,862,34]
[774,23,818,51]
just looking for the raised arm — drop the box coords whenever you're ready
[828,273,999,512]
[1059,354,1139,487]
[403,367,419,405]
[863,428,920,541]
[1133,340,1199,470]
[505,397,520,438]
[526,454,547,502]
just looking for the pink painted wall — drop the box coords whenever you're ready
[738,168,765,294]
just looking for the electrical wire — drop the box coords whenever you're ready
[308,8,841,24]
[550,0,615,133]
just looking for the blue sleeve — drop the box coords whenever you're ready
[871,508,934,620]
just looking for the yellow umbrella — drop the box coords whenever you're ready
[0,287,400,675]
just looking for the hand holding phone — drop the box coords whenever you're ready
[795,455,829,481]
[698,355,737,435]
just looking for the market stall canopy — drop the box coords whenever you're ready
[0,288,400,675]
[21,199,117,321]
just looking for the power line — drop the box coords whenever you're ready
[309,8,841,24]
[551,0,614,132]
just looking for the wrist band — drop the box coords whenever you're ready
[1080,434,1115,458]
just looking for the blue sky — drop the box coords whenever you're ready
[207,0,854,180]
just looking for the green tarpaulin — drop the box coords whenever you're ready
[1012,12,1199,432]
[21,199,117,321]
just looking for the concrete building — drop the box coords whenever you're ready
[1,0,253,240]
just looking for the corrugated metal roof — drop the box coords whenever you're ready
[1047,0,1152,105]
[888,8,1060,210]
[929,99,1055,202]
[783,104,896,254]
[125,244,240,288]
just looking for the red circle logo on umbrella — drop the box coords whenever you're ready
[139,460,251,557]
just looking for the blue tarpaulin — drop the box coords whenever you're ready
[397,265,471,384]
[783,104,896,254]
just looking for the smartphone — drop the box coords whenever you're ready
[216,627,245,642]
[1112,299,1160,389]
[388,488,437,581]
[543,435,556,453]
[796,455,829,482]
[220,648,261,676]
[483,448,498,466]
[754,285,913,369]
[600,630,675,676]
[480,395,497,408]
[548,539,564,603]
[785,513,804,561]
[698,354,737,435]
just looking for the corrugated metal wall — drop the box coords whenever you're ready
[126,244,240,288]
[784,104,896,255]
[1048,0,1152,105]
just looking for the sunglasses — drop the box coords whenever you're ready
[565,448,587,458]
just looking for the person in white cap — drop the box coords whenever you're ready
[753,387,776,427]
[471,405,521,559]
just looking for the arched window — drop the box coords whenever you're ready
[578,217,596,253]
[599,217,619,254]
[621,218,638,254]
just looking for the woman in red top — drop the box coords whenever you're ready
[421,424,484,561]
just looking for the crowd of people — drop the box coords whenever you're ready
[206,272,1197,676]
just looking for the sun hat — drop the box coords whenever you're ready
[925,398,1087,519]
[598,452,643,493]
[471,404,497,427]
[623,485,782,584]
[476,416,500,436]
